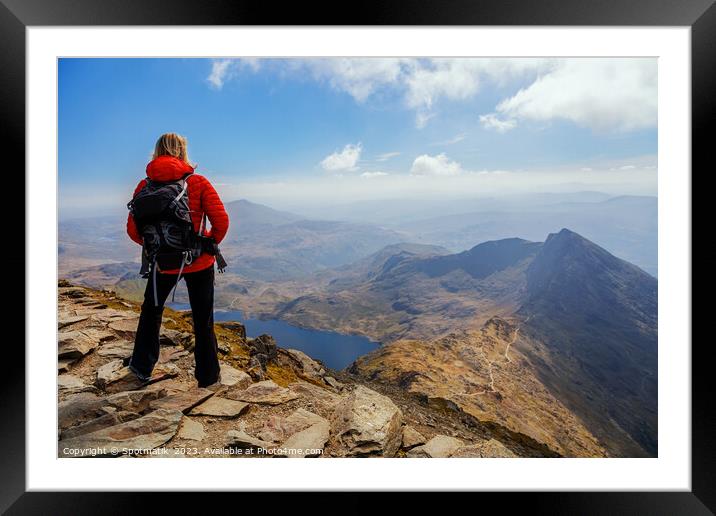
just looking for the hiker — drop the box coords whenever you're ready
[125,132,230,388]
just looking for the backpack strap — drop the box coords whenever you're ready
[173,178,189,203]
[151,258,159,307]
[170,251,192,303]
[198,213,207,236]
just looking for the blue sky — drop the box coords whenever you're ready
[59,57,657,217]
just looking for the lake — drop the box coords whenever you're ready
[166,304,380,370]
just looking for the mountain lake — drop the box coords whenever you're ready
[166,304,381,370]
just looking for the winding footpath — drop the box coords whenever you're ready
[503,314,534,363]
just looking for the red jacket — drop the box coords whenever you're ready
[127,155,229,274]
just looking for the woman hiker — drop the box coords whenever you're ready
[125,133,230,388]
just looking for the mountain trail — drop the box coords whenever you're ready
[503,314,533,363]
[479,348,496,393]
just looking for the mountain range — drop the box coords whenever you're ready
[60,194,657,280]
[234,228,657,457]
[58,198,658,457]
[60,199,410,282]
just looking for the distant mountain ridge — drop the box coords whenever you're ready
[224,199,305,231]
[259,228,657,457]
[59,193,657,281]
[60,198,411,282]
[410,238,542,279]
[518,229,657,457]
[395,195,657,276]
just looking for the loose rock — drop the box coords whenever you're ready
[149,388,215,414]
[219,363,252,389]
[279,421,330,458]
[288,381,343,412]
[58,408,184,457]
[323,376,344,390]
[189,396,249,417]
[101,363,180,393]
[225,426,275,451]
[106,388,167,413]
[257,408,327,443]
[177,417,206,441]
[220,321,246,341]
[451,439,518,458]
[58,329,112,359]
[226,380,300,406]
[61,410,140,440]
[58,374,97,397]
[97,340,135,360]
[401,425,427,449]
[58,392,106,430]
[330,385,403,457]
[159,328,184,347]
[277,348,326,380]
[158,346,189,363]
[58,314,89,329]
[58,358,76,373]
[108,318,141,339]
[406,435,464,458]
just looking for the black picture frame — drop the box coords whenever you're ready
[3,0,710,513]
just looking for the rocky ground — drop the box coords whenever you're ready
[57,280,524,459]
[349,318,607,458]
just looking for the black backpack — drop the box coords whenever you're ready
[127,173,203,305]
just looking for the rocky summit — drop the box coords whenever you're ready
[57,280,530,458]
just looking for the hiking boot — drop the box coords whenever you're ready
[199,372,223,392]
[127,363,152,384]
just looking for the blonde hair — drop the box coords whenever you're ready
[152,133,195,167]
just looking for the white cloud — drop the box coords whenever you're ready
[410,153,465,176]
[403,58,552,110]
[361,171,389,178]
[206,58,656,133]
[320,143,363,172]
[431,133,466,146]
[479,113,517,133]
[297,58,406,103]
[415,111,437,129]
[206,58,262,89]
[294,58,489,127]
[494,58,657,132]
[403,59,554,127]
[375,151,400,161]
[403,60,479,110]
[207,60,233,89]
[240,58,261,72]
[620,165,637,170]
[301,57,654,132]
[277,58,552,128]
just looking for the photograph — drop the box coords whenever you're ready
[1,0,709,506]
[56,56,658,460]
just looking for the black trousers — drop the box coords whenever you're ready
[128,264,221,387]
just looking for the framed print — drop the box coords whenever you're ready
[3,0,712,512]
